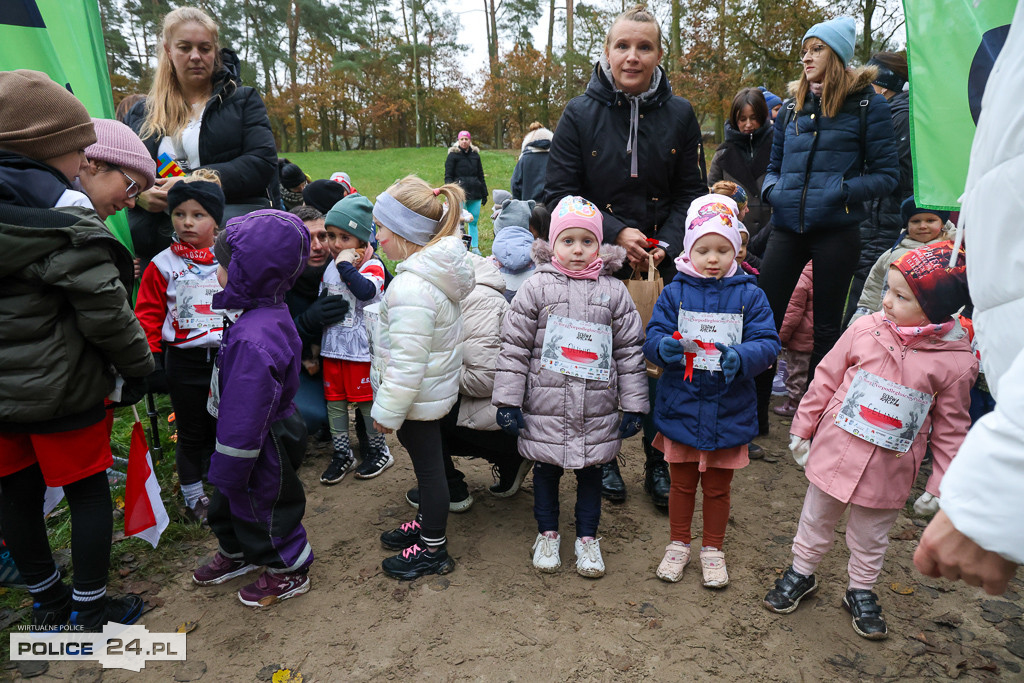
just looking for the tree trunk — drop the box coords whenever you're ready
[288,1,303,152]
[565,0,574,91]
[860,0,878,63]
[670,0,680,72]
[541,0,555,125]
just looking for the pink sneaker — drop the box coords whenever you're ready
[237,570,310,607]
[192,552,258,586]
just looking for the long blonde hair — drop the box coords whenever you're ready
[140,7,221,141]
[383,175,466,251]
[794,38,855,118]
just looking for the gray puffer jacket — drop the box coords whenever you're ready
[0,204,154,432]
[492,242,649,468]
[457,254,508,431]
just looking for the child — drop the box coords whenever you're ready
[849,197,953,324]
[492,195,649,578]
[318,194,391,484]
[644,194,779,587]
[763,241,976,640]
[193,210,313,606]
[774,262,814,418]
[491,224,536,302]
[0,70,154,630]
[136,169,232,524]
[369,176,475,580]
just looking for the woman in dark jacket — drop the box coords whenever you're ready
[125,7,277,271]
[845,52,914,325]
[444,131,487,254]
[708,88,774,236]
[511,122,553,202]
[541,6,708,507]
[760,17,899,373]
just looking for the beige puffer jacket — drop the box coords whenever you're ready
[370,236,476,429]
[492,241,649,468]
[457,254,508,430]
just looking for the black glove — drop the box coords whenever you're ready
[111,375,147,407]
[618,412,644,439]
[298,290,350,334]
[145,352,169,394]
[496,407,525,436]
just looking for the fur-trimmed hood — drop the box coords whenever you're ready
[530,239,627,274]
[787,64,878,98]
[449,142,481,154]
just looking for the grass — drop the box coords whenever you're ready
[287,148,519,257]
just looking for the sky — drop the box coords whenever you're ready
[446,0,553,82]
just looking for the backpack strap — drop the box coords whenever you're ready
[780,98,797,133]
[858,96,870,173]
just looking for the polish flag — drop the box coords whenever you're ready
[124,415,169,548]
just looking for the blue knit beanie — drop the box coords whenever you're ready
[759,86,782,111]
[803,17,856,66]
[901,196,950,227]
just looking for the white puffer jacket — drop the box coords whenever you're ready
[457,254,508,430]
[370,236,476,430]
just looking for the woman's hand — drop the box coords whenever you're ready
[135,176,182,213]
[616,227,651,266]
[373,420,393,435]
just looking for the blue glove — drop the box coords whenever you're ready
[715,343,742,384]
[618,412,643,439]
[496,407,525,436]
[658,336,685,365]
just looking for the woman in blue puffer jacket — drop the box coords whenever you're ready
[759,17,899,373]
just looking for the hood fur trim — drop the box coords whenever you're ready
[531,239,627,274]
[786,65,878,98]
[449,143,480,154]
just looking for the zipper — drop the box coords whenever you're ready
[798,99,822,233]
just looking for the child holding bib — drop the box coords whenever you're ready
[492,195,648,578]
[763,241,977,641]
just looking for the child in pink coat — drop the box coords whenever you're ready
[762,242,977,641]
[773,262,814,417]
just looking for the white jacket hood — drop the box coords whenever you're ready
[398,236,476,303]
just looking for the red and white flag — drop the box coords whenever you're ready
[124,416,169,548]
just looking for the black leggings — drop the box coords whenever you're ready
[1,465,111,593]
[397,420,448,546]
[758,226,860,374]
[166,347,217,487]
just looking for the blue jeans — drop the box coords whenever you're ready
[464,199,481,248]
[969,384,996,426]
[532,462,602,537]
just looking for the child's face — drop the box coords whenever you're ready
[553,228,600,271]
[172,198,217,248]
[375,223,414,261]
[907,213,944,243]
[305,219,330,267]
[325,224,363,258]
[882,268,929,326]
[44,149,86,184]
[216,264,228,288]
[737,232,749,262]
[690,233,736,279]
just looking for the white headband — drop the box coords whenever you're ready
[372,191,439,246]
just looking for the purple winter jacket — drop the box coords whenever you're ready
[209,210,310,490]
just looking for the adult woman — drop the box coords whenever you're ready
[708,88,773,236]
[542,5,708,505]
[125,7,277,270]
[760,17,899,373]
[79,118,156,221]
[845,51,914,324]
[511,122,553,202]
[444,130,487,254]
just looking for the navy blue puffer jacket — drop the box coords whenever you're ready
[762,68,899,234]
[643,270,780,450]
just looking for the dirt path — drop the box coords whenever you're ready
[40,407,1023,681]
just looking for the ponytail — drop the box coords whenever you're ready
[381,175,466,249]
[426,183,466,247]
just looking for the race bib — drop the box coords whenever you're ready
[326,283,358,327]
[176,280,226,330]
[540,315,612,382]
[834,369,933,453]
[676,309,743,371]
[363,302,382,360]
[207,367,220,419]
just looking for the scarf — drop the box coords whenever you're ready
[171,239,216,265]
[598,56,662,179]
[673,254,739,280]
[883,317,955,345]
[552,256,604,280]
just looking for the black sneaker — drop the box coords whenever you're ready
[843,589,888,640]
[70,594,145,632]
[643,460,670,508]
[489,459,532,498]
[601,460,626,502]
[32,589,71,631]
[381,544,455,580]
[748,442,765,460]
[381,518,424,551]
[320,453,355,485]
[355,445,394,480]
[405,487,474,513]
[763,566,818,614]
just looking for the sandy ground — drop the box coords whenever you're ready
[34,401,1024,682]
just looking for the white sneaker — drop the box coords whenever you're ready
[532,533,561,572]
[574,537,605,578]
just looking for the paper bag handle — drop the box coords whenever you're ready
[630,252,657,282]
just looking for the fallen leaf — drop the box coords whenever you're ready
[177,621,198,634]
[114,495,125,510]
[271,668,303,683]
[890,582,915,595]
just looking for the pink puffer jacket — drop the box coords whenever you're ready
[780,262,814,353]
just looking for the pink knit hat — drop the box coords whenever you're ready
[458,130,471,140]
[683,194,742,257]
[550,195,603,243]
[85,118,156,192]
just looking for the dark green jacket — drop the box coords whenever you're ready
[0,204,154,432]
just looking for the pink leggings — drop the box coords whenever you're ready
[791,484,900,590]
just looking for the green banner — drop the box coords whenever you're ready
[0,0,132,250]
[905,0,1017,210]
